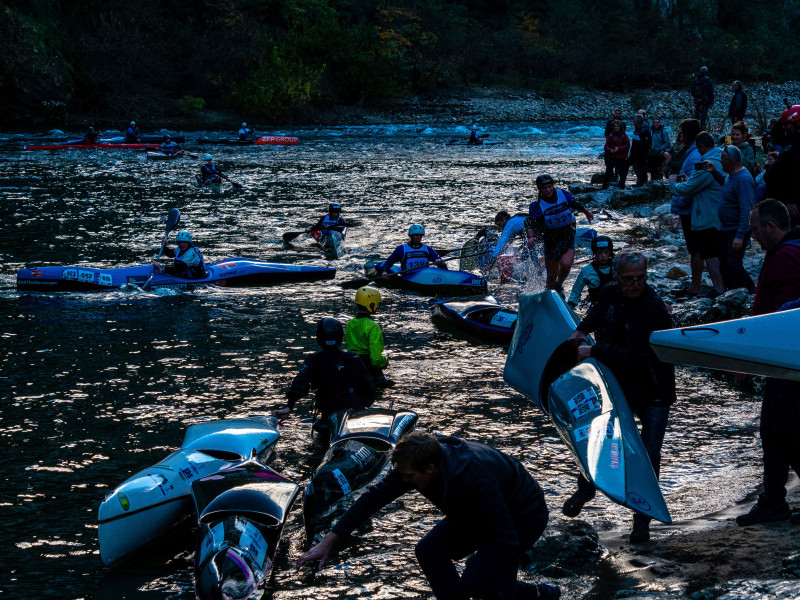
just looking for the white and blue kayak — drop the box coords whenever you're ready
[17,257,336,292]
[192,178,222,193]
[97,417,281,566]
[504,291,671,523]
[650,309,800,381]
[312,228,347,260]
[364,260,487,297]
[430,295,517,345]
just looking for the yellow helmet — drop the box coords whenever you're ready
[355,286,382,314]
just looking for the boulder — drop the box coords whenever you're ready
[569,182,600,195]
[665,264,689,280]
[654,203,672,215]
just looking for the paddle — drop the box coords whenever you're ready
[283,224,355,247]
[341,249,491,289]
[221,174,244,189]
[141,208,181,291]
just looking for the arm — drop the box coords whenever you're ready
[306,216,325,233]
[381,246,405,271]
[567,267,589,307]
[330,469,411,539]
[367,322,389,368]
[569,197,594,223]
[670,169,713,196]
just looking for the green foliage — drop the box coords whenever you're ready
[629,93,648,112]
[178,96,206,117]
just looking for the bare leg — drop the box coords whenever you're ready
[544,259,560,290]
[705,257,725,294]
[556,249,576,290]
[688,252,703,294]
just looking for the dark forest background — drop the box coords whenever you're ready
[2,0,799,126]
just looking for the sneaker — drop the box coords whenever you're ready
[629,520,650,543]
[562,489,594,518]
[534,582,561,600]
[735,502,791,526]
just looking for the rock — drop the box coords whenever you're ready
[569,182,600,195]
[522,520,603,576]
[590,172,606,185]
[713,288,753,318]
[654,203,672,215]
[609,187,654,208]
[665,264,689,279]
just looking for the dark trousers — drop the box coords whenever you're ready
[694,101,710,131]
[718,229,755,293]
[415,510,548,600]
[576,404,670,524]
[759,378,800,508]
[602,158,627,189]
[628,156,648,186]
[647,154,665,180]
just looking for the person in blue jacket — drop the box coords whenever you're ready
[125,121,140,142]
[306,203,349,238]
[196,154,224,186]
[238,122,253,141]
[297,431,561,600]
[160,134,182,156]
[381,224,444,277]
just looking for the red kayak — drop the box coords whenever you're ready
[24,143,158,151]
[254,136,299,146]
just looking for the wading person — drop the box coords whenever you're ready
[345,287,393,388]
[567,235,616,309]
[562,251,675,544]
[153,230,206,279]
[297,431,561,600]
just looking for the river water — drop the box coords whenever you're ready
[0,123,765,599]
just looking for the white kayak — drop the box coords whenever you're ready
[97,417,280,565]
[649,308,800,381]
[192,178,222,193]
[312,228,346,260]
[504,290,671,523]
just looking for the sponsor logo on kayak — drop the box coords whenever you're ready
[516,322,534,354]
[118,493,130,511]
[20,280,57,286]
[217,262,238,269]
[627,491,652,512]
[332,468,352,495]
[31,269,42,278]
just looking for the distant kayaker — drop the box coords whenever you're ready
[381,224,444,278]
[272,318,376,439]
[297,430,561,600]
[345,287,393,388]
[525,174,594,294]
[153,230,206,279]
[125,121,140,142]
[467,129,483,145]
[563,250,675,544]
[567,235,616,309]
[238,122,253,141]
[196,154,224,186]
[83,126,100,145]
[305,203,348,238]
[160,134,182,156]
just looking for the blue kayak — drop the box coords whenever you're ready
[430,295,518,345]
[364,260,487,297]
[17,256,336,291]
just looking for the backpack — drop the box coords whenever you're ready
[691,78,705,101]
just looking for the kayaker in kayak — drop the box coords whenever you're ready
[125,121,140,142]
[381,224,444,278]
[346,287,393,388]
[297,431,560,600]
[467,128,483,145]
[160,135,182,156]
[567,235,616,309]
[153,230,206,279]
[525,174,594,294]
[238,122,253,141]
[272,318,375,440]
[196,154,224,186]
[305,203,349,238]
[83,126,100,145]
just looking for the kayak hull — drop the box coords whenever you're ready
[25,143,157,150]
[16,257,336,292]
[364,261,487,297]
[312,229,346,260]
[430,295,517,345]
[650,309,800,381]
[197,136,299,146]
[146,151,183,160]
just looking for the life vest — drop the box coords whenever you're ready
[588,262,615,301]
[532,190,575,230]
[172,246,206,279]
[400,243,433,270]
[161,141,178,154]
[200,163,219,180]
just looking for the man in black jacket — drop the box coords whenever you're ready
[764,104,800,227]
[297,431,560,600]
[562,250,675,543]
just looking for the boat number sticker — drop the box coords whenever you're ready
[568,387,601,419]
[240,522,268,568]
[77,270,95,283]
[470,279,484,286]
[98,273,113,286]
[573,422,615,442]
[62,268,78,281]
[199,522,224,564]
[490,312,518,328]
[332,468,352,495]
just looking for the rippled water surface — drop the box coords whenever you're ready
[0,123,763,599]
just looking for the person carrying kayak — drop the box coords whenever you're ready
[305,203,349,238]
[83,126,100,144]
[160,134,182,156]
[474,210,529,272]
[345,287,393,389]
[381,224,444,278]
[238,122,253,141]
[272,318,376,440]
[196,154,224,186]
[525,174,594,294]
[567,235,616,309]
[125,121,140,142]
[153,230,206,279]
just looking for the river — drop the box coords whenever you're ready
[0,123,764,599]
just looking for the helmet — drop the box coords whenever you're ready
[700,66,709,74]
[328,203,341,212]
[591,235,614,255]
[535,174,555,189]
[130,121,135,126]
[355,287,382,314]
[175,231,192,243]
[241,122,247,127]
[408,224,425,236]
[88,126,95,132]
[163,134,171,140]
[204,154,213,161]
[316,318,343,348]
[780,105,800,124]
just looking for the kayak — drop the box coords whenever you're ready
[311,229,346,260]
[98,416,281,565]
[364,260,488,297]
[100,135,187,144]
[24,142,157,150]
[446,140,503,146]
[16,257,336,292]
[146,151,183,160]
[649,309,800,381]
[303,408,418,544]
[429,295,518,345]
[504,290,670,523]
[192,178,222,193]
[191,459,299,600]
[197,135,299,146]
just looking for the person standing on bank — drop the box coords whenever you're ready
[296,431,561,600]
[690,66,715,131]
[728,81,748,125]
[562,251,675,544]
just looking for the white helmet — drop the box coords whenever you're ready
[130,121,135,126]
[175,231,192,243]
[408,224,425,236]
[204,154,213,161]
[241,122,247,128]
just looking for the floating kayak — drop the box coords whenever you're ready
[446,140,502,146]
[146,151,183,160]
[311,229,346,260]
[24,142,157,150]
[303,408,418,544]
[98,417,281,565]
[192,178,222,193]
[99,135,187,144]
[191,459,299,600]
[650,309,800,381]
[16,257,336,292]
[504,291,670,523]
[197,136,299,146]
[364,260,487,297]
[430,295,518,345]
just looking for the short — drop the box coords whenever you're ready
[679,214,699,255]
[542,225,576,261]
[691,226,720,259]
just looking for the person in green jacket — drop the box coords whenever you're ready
[345,287,394,388]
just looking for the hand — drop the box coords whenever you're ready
[152,261,162,271]
[668,174,677,183]
[663,152,671,160]
[271,407,291,423]
[732,237,744,252]
[162,236,169,244]
[706,162,716,173]
[787,203,799,219]
[584,210,594,223]
[381,272,390,279]
[577,345,592,360]
[433,259,443,266]
[569,329,590,344]
[296,532,340,571]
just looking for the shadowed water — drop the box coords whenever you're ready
[0,123,763,598]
